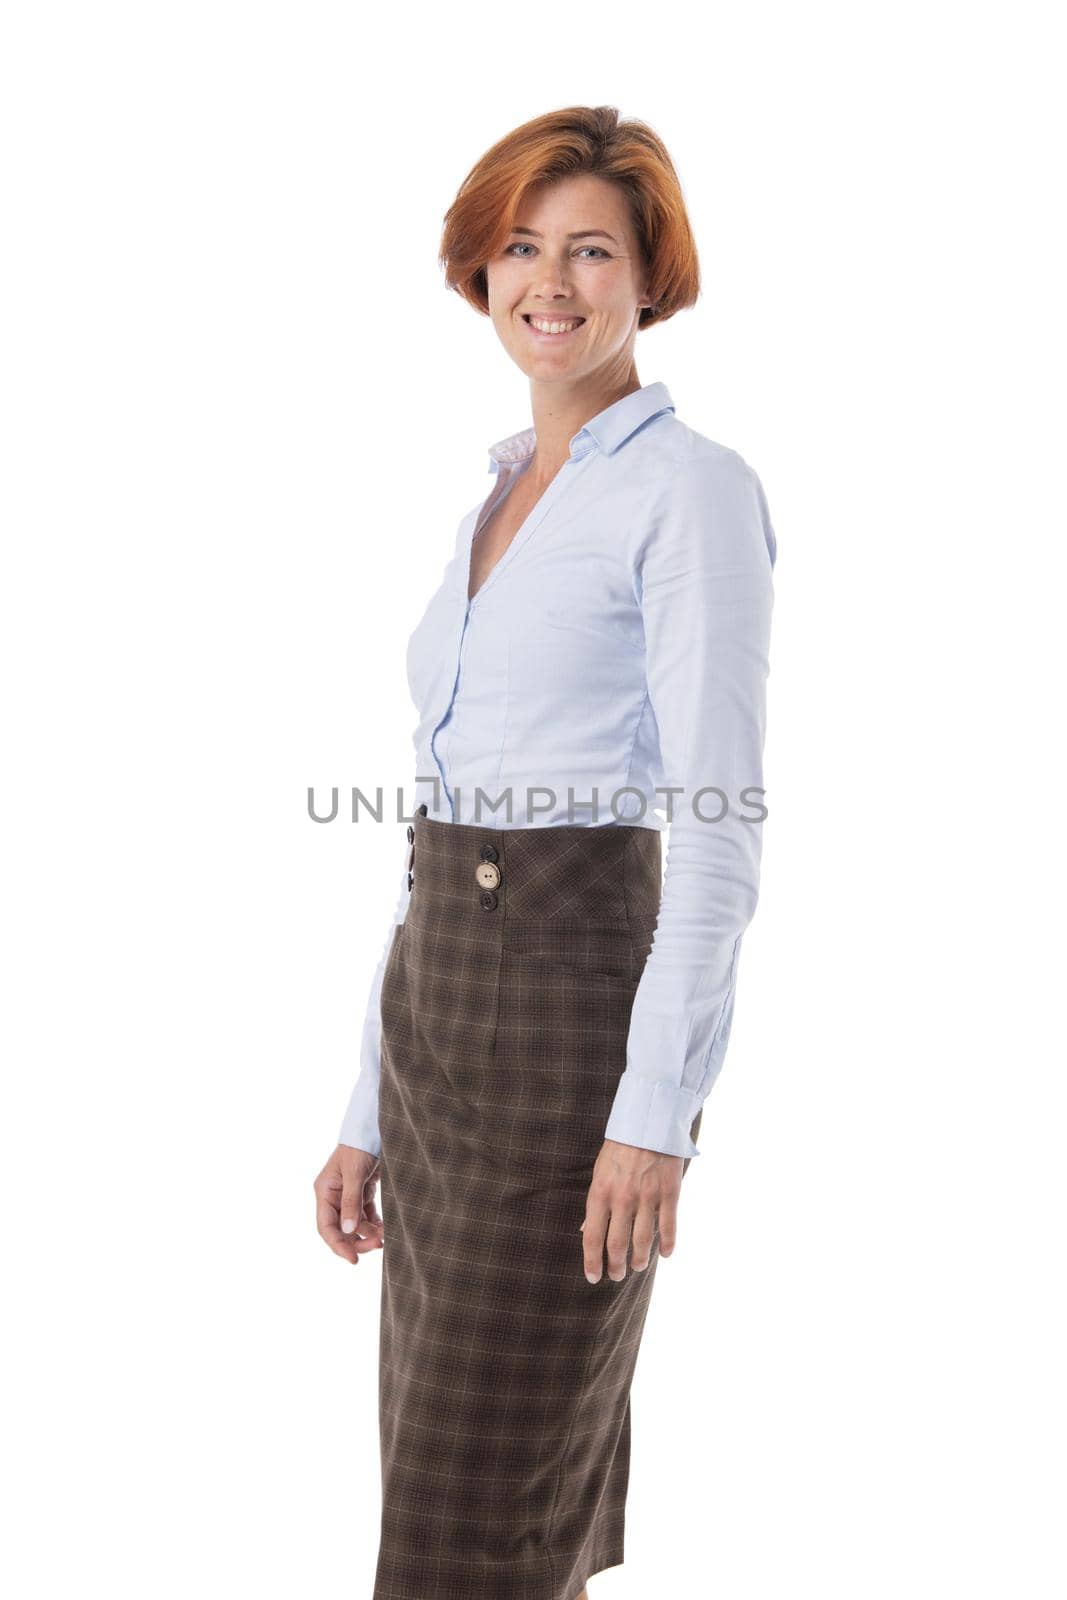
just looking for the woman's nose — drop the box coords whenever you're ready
[529,265,572,297]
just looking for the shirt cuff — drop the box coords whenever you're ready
[603,1070,703,1159]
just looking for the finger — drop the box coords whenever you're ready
[340,1170,365,1238]
[657,1187,681,1257]
[582,1194,610,1283]
[359,1199,385,1248]
[339,1201,384,1254]
[321,1222,361,1263]
[315,1188,360,1264]
[605,1200,636,1282]
[346,1169,386,1252]
[630,1198,658,1271]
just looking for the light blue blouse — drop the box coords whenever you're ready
[338,380,777,1161]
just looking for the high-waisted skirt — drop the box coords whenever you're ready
[372,808,701,1600]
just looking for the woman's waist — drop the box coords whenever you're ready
[407,810,662,925]
[413,734,667,830]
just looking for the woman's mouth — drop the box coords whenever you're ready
[522,314,586,342]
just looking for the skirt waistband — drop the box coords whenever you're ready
[408,809,662,927]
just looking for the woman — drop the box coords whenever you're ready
[314,105,777,1600]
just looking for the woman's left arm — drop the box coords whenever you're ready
[604,447,778,1162]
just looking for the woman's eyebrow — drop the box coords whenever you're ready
[509,227,620,244]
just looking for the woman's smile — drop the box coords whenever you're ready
[521,312,586,342]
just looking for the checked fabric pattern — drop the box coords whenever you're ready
[372,812,701,1599]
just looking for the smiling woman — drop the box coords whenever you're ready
[315,105,777,1600]
[441,113,699,335]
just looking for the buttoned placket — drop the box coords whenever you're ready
[406,803,429,890]
[428,435,597,823]
[475,840,501,911]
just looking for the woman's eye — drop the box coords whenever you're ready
[504,243,610,260]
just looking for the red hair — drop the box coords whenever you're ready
[439,105,701,331]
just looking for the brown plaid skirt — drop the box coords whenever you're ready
[373,808,701,1600]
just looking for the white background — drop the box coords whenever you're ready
[2,4,1064,1596]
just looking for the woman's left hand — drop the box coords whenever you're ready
[580,1139,685,1283]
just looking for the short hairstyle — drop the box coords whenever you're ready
[439,105,701,331]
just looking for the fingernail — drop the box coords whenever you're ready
[586,1272,599,1284]
[341,1218,356,1234]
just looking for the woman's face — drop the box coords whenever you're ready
[486,174,652,385]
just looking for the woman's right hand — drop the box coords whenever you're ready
[314,1144,385,1265]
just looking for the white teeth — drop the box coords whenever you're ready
[528,317,582,334]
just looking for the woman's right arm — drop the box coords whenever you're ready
[336,834,412,1159]
[333,495,479,1159]
[314,834,410,1265]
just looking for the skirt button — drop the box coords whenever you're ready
[475,861,501,890]
[480,890,498,912]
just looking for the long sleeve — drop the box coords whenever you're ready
[603,451,777,1160]
[337,836,412,1159]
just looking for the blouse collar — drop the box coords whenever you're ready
[487,381,675,472]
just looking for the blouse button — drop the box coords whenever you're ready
[475,862,501,890]
[480,890,498,912]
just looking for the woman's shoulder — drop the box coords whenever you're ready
[641,409,766,493]
[635,414,777,569]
